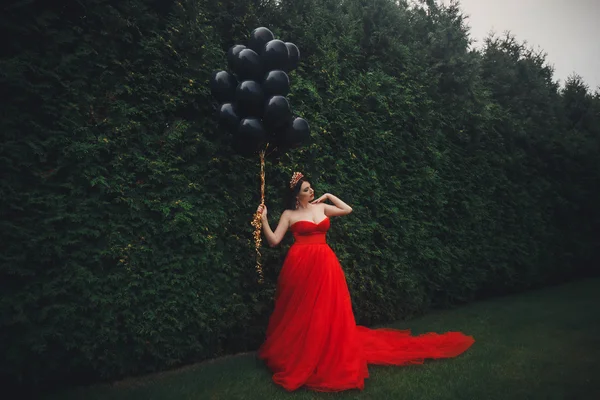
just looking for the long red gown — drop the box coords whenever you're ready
[258,217,475,392]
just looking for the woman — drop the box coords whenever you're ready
[256,172,474,392]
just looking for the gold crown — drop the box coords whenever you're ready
[289,172,304,189]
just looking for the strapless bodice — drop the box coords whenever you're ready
[290,217,329,245]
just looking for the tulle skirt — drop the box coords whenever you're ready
[258,242,475,392]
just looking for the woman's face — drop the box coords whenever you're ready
[297,181,314,204]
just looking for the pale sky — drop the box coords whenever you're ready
[441,0,600,91]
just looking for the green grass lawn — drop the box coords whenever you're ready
[44,278,600,400]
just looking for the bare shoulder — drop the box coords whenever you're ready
[280,209,292,222]
[282,209,297,227]
[314,202,327,213]
[307,202,322,209]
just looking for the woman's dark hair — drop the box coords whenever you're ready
[284,176,310,210]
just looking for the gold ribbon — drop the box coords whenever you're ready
[250,150,266,284]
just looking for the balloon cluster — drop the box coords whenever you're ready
[210,27,310,154]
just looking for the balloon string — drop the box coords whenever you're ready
[251,149,267,284]
[265,145,278,157]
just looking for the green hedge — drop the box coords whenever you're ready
[1,0,599,391]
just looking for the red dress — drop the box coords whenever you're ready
[258,217,475,392]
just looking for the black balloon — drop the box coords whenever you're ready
[235,118,267,154]
[269,116,293,149]
[264,96,292,129]
[235,80,264,117]
[210,71,238,103]
[248,27,274,53]
[227,44,246,71]
[210,27,307,155]
[234,49,263,81]
[217,103,240,133]
[283,117,310,148]
[285,42,300,71]
[263,70,290,97]
[262,40,289,72]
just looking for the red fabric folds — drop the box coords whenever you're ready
[258,217,474,392]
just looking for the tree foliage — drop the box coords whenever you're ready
[1,0,599,391]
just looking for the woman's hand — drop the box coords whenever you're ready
[311,193,330,204]
[257,204,268,221]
